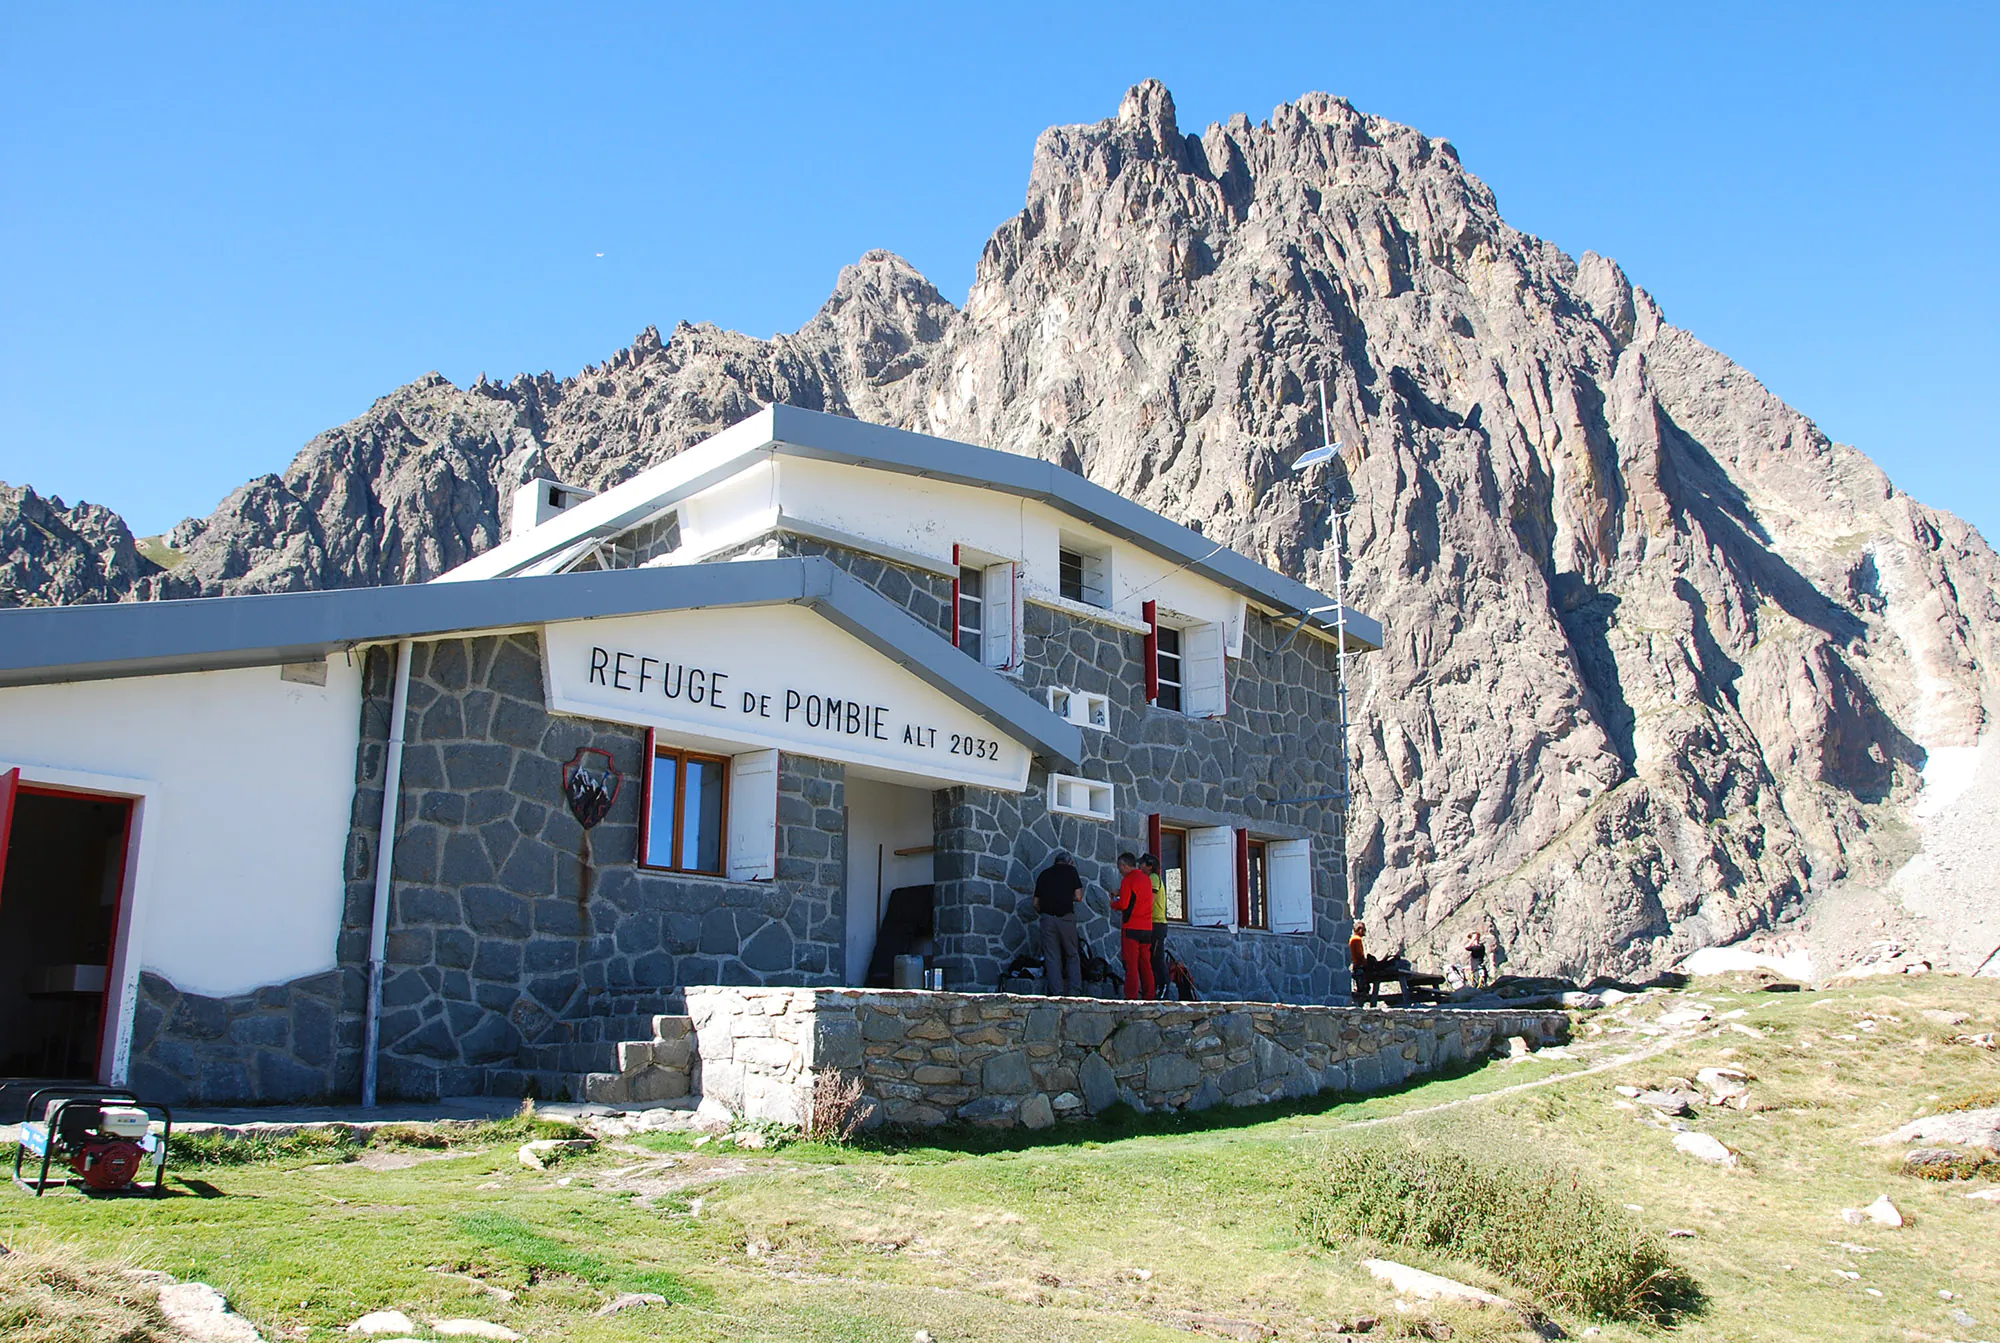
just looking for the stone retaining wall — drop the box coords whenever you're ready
[687,987,1569,1130]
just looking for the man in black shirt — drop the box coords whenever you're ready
[1034,850,1084,996]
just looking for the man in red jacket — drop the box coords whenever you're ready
[1111,852,1157,1000]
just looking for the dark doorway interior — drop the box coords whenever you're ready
[0,790,133,1078]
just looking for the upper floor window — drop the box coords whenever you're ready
[1057,537,1111,607]
[1155,626,1184,712]
[1058,548,1087,602]
[954,547,1021,671]
[643,746,728,875]
[1144,601,1227,718]
[956,565,985,663]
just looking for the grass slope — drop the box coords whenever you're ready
[1,977,1995,1342]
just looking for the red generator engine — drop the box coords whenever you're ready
[13,1088,172,1196]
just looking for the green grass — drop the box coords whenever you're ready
[457,1210,699,1303]
[2,978,1996,1342]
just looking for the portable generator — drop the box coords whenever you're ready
[12,1088,172,1196]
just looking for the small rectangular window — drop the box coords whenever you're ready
[1159,826,1189,922]
[1244,839,1269,930]
[1155,626,1184,712]
[1047,773,1114,821]
[643,746,730,876]
[957,565,984,663]
[1059,548,1087,603]
[1057,538,1111,607]
[1046,686,1110,730]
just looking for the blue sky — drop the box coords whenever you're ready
[2,3,1995,543]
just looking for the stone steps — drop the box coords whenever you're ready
[576,1013,698,1106]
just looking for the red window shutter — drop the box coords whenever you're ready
[0,767,17,892]
[1147,812,1162,862]
[637,729,656,867]
[1235,827,1251,927]
[951,544,962,647]
[1143,600,1160,702]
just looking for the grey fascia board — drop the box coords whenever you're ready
[0,563,815,689]
[763,404,1383,650]
[801,561,1084,767]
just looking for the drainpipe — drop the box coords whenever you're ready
[361,639,414,1108]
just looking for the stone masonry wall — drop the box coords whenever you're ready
[689,986,1568,1131]
[763,531,1359,1004]
[333,634,851,1101]
[124,969,355,1106]
[132,633,854,1106]
[778,535,956,637]
[938,599,1354,1002]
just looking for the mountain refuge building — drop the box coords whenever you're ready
[0,406,1382,1105]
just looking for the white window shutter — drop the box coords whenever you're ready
[983,561,1020,671]
[1268,839,1313,933]
[1187,826,1236,927]
[1184,622,1227,718]
[727,748,779,881]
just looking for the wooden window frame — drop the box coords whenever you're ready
[639,737,731,877]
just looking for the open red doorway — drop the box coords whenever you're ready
[0,774,135,1081]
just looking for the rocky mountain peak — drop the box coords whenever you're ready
[8,82,1996,982]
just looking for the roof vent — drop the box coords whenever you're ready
[510,478,596,541]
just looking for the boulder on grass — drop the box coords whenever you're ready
[1673,1131,1739,1167]
[518,1137,595,1169]
[346,1311,419,1336]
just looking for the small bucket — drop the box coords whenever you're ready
[923,968,947,991]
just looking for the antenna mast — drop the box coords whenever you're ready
[1319,378,1353,812]
[1317,377,1360,950]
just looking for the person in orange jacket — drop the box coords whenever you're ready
[1111,852,1157,1000]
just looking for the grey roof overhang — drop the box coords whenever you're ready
[0,558,1086,767]
[763,405,1384,650]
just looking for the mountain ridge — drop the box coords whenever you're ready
[6,79,1995,981]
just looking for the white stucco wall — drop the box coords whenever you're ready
[771,456,1250,641]
[0,658,362,998]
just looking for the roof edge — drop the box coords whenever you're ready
[0,559,1082,768]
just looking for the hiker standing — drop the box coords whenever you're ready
[1111,852,1157,1000]
[1465,930,1490,988]
[1349,921,1372,1005]
[1143,852,1170,999]
[1034,851,1084,996]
